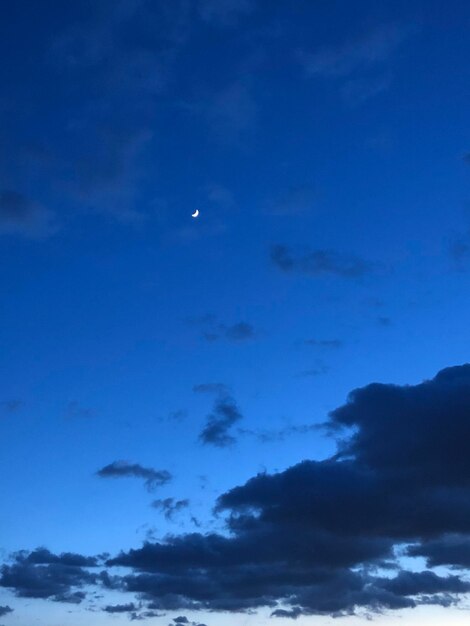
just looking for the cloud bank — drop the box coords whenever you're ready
[3,365,470,617]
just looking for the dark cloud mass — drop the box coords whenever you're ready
[152,498,190,521]
[199,393,243,447]
[104,602,136,613]
[0,549,97,602]
[4,365,470,616]
[0,606,13,617]
[96,365,470,616]
[270,244,372,278]
[407,535,470,568]
[96,461,172,492]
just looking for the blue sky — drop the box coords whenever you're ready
[1,1,470,624]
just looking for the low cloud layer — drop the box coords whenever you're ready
[107,364,470,615]
[3,365,470,617]
[0,549,98,603]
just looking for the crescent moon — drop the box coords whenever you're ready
[192,209,199,218]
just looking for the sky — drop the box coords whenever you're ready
[1,0,470,624]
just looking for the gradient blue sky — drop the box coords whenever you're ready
[1,1,470,624]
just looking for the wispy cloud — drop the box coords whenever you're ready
[152,497,190,520]
[271,244,372,278]
[0,190,58,239]
[299,23,412,103]
[300,24,410,78]
[239,423,317,443]
[96,461,172,492]
[191,316,257,342]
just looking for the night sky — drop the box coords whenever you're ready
[1,1,470,625]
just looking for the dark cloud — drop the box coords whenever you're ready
[270,607,302,619]
[170,617,207,626]
[5,366,470,616]
[0,190,57,238]
[407,535,470,569]
[375,570,470,596]
[270,245,372,278]
[21,548,99,568]
[96,461,172,492]
[104,602,137,613]
[103,365,470,616]
[0,606,13,617]
[131,608,166,620]
[199,392,243,447]
[329,364,470,492]
[152,498,190,521]
[0,550,97,602]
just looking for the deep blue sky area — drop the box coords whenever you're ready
[1,2,470,625]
